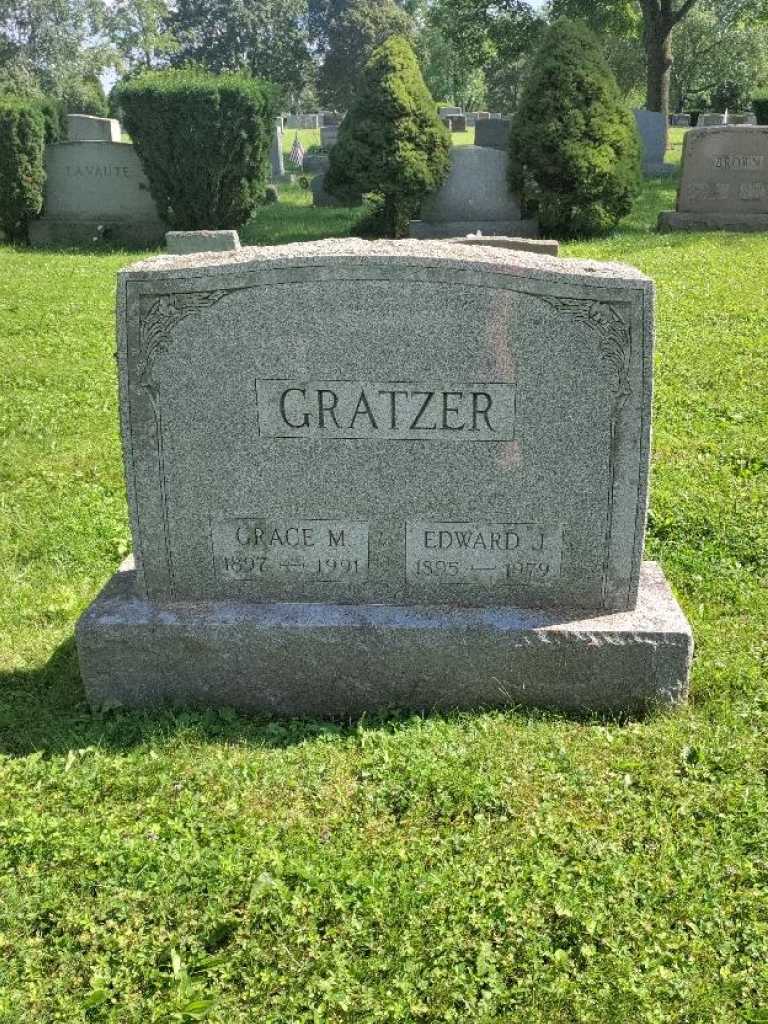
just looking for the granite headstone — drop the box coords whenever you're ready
[67,114,122,143]
[474,117,510,150]
[699,113,726,127]
[29,141,165,247]
[634,109,675,176]
[409,145,537,238]
[77,239,692,716]
[270,121,285,179]
[658,125,768,231]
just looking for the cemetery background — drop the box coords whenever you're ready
[2,121,768,1019]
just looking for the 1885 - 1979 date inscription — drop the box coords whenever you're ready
[406,521,563,588]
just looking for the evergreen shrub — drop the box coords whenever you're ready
[61,76,109,117]
[325,36,450,237]
[753,93,768,125]
[115,69,276,230]
[0,98,46,243]
[508,18,641,239]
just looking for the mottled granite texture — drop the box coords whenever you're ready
[473,118,510,150]
[633,109,675,177]
[658,126,768,231]
[453,236,559,256]
[66,114,121,142]
[29,141,165,247]
[410,146,536,239]
[78,560,692,717]
[114,238,653,613]
[166,230,241,254]
[74,238,694,715]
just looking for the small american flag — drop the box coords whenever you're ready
[288,133,304,170]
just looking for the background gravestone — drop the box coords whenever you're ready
[77,239,692,717]
[728,113,757,125]
[634,109,675,176]
[270,121,285,179]
[29,140,165,247]
[409,145,537,238]
[474,117,510,150]
[320,125,339,149]
[67,114,121,142]
[659,125,768,231]
[699,113,726,127]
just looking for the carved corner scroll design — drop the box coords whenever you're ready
[535,295,633,609]
[137,291,226,385]
[536,296,632,417]
[135,290,227,597]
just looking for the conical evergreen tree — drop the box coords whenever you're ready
[326,35,451,238]
[508,18,641,238]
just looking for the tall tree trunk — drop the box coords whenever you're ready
[640,1,702,115]
[643,12,674,115]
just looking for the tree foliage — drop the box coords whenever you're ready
[0,97,45,242]
[0,0,111,94]
[549,0,768,113]
[170,0,313,102]
[318,0,412,110]
[671,1,768,109]
[416,22,486,110]
[115,68,276,230]
[106,0,178,71]
[426,0,542,111]
[325,35,450,236]
[508,18,641,238]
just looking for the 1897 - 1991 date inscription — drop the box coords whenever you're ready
[213,517,369,582]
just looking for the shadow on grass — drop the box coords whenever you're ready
[10,240,162,257]
[0,634,650,760]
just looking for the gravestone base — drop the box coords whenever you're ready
[658,211,768,232]
[409,219,538,239]
[30,217,165,247]
[77,560,692,718]
[166,230,241,255]
[452,235,560,256]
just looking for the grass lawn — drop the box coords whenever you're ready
[1,133,768,1022]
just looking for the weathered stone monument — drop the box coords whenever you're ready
[77,239,692,716]
[699,113,726,127]
[286,114,320,129]
[634,109,675,176]
[727,112,757,126]
[670,114,691,127]
[320,125,339,149]
[409,146,537,239]
[474,117,510,150]
[455,234,559,256]
[67,114,122,142]
[29,140,165,246]
[166,230,241,255]
[658,125,768,231]
[270,120,285,179]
